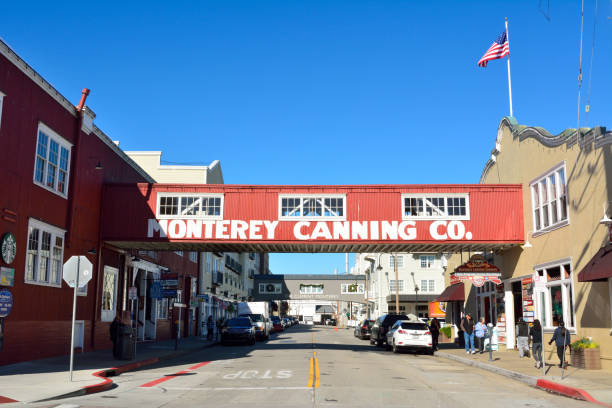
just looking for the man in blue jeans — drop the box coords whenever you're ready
[461,313,475,354]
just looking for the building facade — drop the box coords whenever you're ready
[354,253,446,319]
[444,117,612,369]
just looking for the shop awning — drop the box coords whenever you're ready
[578,244,612,282]
[315,305,335,314]
[435,283,465,302]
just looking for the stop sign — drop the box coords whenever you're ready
[63,256,93,288]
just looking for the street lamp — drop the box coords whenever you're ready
[364,256,375,319]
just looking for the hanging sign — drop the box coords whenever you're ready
[450,254,502,287]
[0,267,14,287]
[128,286,138,300]
[0,289,13,318]
[149,282,162,299]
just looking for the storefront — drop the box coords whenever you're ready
[436,283,465,333]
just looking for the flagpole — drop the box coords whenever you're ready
[505,17,514,117]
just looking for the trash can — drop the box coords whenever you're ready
[118,324,135,360]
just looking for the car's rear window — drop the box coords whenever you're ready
[228,318,251,327]
[400,323,429,330]
[241,314,263,322]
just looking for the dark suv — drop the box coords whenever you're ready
[370,314,408,347]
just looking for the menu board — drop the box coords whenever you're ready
[495,284,506,344]
[522,277,534,322]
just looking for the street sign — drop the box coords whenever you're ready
[63,256,93,288]
[0,289,13,317]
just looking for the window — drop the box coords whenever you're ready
[157,193,223,219]
[259,283,282,294]
[402,194,469,220]
[25,219,65,287]
[341,284,365,294]
[0,91,5,129]
[420,255,435,268]
[534,260,575,329]
[389,255,404,268]
[300,284,324,294]
[279,195,346,220]
[389,280,404,292]
[33,123,72,197]
[530,164,569,233]
[101,266,119,322]
[420,280,435,293]
[157,298,169,319]
[174,250,183,257]
[139,250,157,259]
[189,252,198,263]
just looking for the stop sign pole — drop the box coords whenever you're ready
[68,256,80,382]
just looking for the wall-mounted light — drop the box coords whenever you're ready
[599,204,612,226]
[95,161,104,170]
[521,231,533,249]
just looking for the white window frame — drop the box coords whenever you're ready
[156,192,224,220]
[389,280,404,293]
[389,255,404,268]
[419,279,435,293]
[533,258,576,331]
[24,218,66,288]
[300,284,324,294]
[101,266,119,322]
[0,91,5,129]
[530,162,569,236]
[157,298,169,320]
[189,251,198,263]
[420,255,435,268]
[278,194,347,221]
[32,122,72,198]
[402,193,470,220]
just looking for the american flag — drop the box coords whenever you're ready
[478,31,509,67]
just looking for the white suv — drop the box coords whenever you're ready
[386,320,433,355]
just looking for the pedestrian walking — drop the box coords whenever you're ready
[460,313,475,354]
[109,314,123,359]
[530,319,543,368]
[548,321,571,368]
[474,317,487,354]
[206,315,214,341]
[429,317,440,351]
[516,317,530,358]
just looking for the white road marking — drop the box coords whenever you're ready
[222,370,293,379]
[142,386,311,391]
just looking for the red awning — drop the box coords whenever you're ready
[435,283,465,302]
[578,244,612,282]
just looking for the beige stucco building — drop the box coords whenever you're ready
[444,117,612,369]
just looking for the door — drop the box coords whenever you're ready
[74,320,84,351]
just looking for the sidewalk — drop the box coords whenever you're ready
[0,336,218,404]
[436,344,612,406]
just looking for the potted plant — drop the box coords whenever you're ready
[570,337,601,370]
[439,325,454,343]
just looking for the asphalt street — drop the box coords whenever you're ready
[28,325,590,408]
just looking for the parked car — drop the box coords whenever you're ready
[239,313,270,341]
[385,320,433,354]
[354,319,375,340]
[370,313,409,347]
[221,317,256,345]
[271,316,284,332]
[282,317,291,328]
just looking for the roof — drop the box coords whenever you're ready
[578,244,612,282]
[254,274,365,281]
[435,283,465,302]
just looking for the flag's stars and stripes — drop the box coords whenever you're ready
[478,31,509,67]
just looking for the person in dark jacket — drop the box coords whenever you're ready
[109,315,123,359]
[460,313,475,354]
[430,318,441,351]
[530,319,543,368]
[548,321,571,367]
[206,315,214,341]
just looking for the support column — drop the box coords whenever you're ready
[504,282,515,349]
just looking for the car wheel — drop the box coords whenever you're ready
[393,340,399,354]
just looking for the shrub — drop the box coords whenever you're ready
[440,326,452,339]
[570,337,599,351]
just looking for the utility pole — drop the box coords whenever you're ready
[394,253,399,314]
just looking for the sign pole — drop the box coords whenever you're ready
[69,257,80,382]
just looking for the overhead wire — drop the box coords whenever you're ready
[576,0,585,130]
[585,0,599,125]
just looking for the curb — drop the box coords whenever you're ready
[436,351,612,406]
[31,341,218,403]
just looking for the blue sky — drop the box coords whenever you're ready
[3,1,611,274]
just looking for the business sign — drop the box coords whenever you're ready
[0,289,13,318]
[429,301,446,318]
[149,282,162,299]
[161,289,177,298]
[0,267,14,287]
[161,279,178,288]
[128,286,138,300]
[147,219,479,242]
[450,254,502,287]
